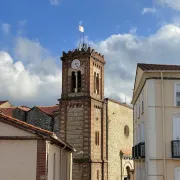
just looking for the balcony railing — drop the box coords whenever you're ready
[138,142,145,158]
[132,142,145,159]
[172,140,180,158]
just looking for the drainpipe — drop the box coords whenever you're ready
[161,72,166,180]
[60,144,66,180]
[69,152,72,180]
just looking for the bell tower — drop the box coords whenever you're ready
[59,47,108,180]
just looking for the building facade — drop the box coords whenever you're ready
[106,98,134,180]
[59,47,133,180]
[132,63,180,180]
[0,113,74,180]
[0,100,13,108]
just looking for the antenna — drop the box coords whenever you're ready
[78,23,88,51]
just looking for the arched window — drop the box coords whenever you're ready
[77,71,81,92]
[71,71,76,93]
[94,72,96,93]
[96,73,99,94]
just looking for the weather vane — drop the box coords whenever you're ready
[78,23,88,51]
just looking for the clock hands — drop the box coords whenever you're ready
[75,63,79,67]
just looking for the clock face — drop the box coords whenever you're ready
[71,59,80,69]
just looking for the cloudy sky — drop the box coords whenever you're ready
[1,0,180,106]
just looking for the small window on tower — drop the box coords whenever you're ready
[71,72,76,93]
[94,72,96,93]
[95,131,100,145]
[97,170,99,180]
[96,73,99,94]
[77,71,81,92]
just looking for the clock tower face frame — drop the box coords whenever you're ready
[71,59,80,69]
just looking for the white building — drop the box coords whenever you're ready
[0,113,74,180]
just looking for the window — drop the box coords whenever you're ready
[95,131,100,145]
[142,101,144,113]
[173,115,180,140]
[96,74,99,94]
[71,71,76,92]
[175,167,180,180]
[94,72,96,93]
[138,104,140,118]
[77,71,81,92]
[94,72,100,94]
[97,170,99,180]
[141,122,145,142]
[175,83,180,106]
[124,125,130,137]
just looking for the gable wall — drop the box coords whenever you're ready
[107,100,133,180]
[0,121,36,136]
[27,107,53,131]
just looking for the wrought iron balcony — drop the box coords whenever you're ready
[172,140,180,158]
[132,142,145,159]
[138,142,145,158]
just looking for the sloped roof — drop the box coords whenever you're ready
[16,106,30,112]
[0,107,16,116]
[105,98,133,110]
[0,114,74,151]
[120,149,132,155]
[138,63,180,71]
[37,105,59,116]
[0,101,8,105]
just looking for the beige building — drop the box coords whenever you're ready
[0,113,74,180]
[132,63,180,180]
[106,98,134,180]
[0,100,13,108]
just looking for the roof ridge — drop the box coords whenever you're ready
[138,63,180,66]
[37,105,58,107]
[0,113,53,135]
[105,98,133,109]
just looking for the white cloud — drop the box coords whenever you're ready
[142,7,156,14]
[49,0,59,5]
[1,23,11,34]
[91,24,180,103]
[0,37,61,106]
[157,0,180,10]
[129,27,137,34]
[2,23,180,106]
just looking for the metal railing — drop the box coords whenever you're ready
[132,142,145,159]
[171,140,180,158]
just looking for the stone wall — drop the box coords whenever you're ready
[27,107,53,131]
[53,111,60,137]
[13,109,26,122]
[107,99,133,180]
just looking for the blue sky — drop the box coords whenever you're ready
[0,0,167,54]
[1,0,180,106]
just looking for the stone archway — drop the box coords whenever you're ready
[123,162,133,180]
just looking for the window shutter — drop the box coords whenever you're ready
[173,116,180,140]
[176,84,180,106]
[141,123,145,142]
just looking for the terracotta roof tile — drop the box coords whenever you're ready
[138,63,180,71]
[0,114,74,151]
[17,106,30,112]
[37,105,59,116]
[120,149,132,155]
[0,107,16,116]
